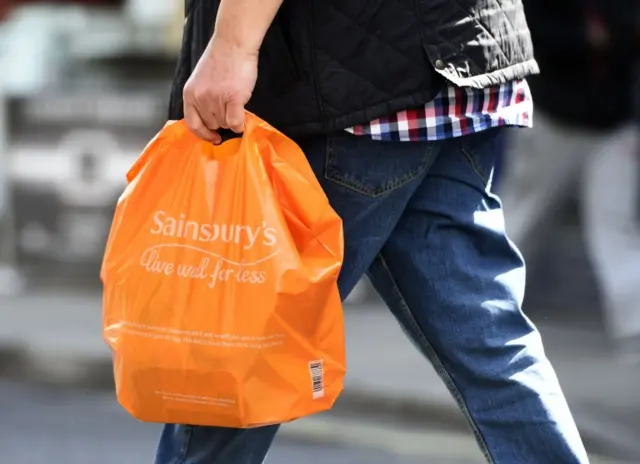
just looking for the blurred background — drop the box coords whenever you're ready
[0,1,638,463]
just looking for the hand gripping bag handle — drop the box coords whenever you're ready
[126,118,248,184]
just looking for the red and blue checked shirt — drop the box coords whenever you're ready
[346,79,532,141]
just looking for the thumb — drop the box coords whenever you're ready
[225,103,246,134]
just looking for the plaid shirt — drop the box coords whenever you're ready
[346,79,532,141]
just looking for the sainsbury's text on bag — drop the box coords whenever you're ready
[139,210,281,287]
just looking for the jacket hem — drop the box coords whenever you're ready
[438,60,540,89]
[275,89,441,139]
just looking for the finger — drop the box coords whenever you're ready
[200,111,224,144]
[198,104,222,134]
[211,97,229,130]
[225,103,245,134]
[184,103,221,143]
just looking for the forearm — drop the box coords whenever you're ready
[213,0,285,54]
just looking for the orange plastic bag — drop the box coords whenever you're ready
[101,113,345,428]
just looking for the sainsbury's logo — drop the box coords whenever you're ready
[141,210,281,288]
[149,210,277,250]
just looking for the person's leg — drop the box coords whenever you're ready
[156,425,280,464]
[367,128,589,463]
[582,125,640,358]
[499,114,591,256]
[155,132,440,464]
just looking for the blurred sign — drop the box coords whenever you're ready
[9,92,166,129]
[5,89,167,270]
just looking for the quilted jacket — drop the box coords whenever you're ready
[169,0,539,137]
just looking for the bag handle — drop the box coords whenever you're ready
[126,119,248,183]
[126,112,267,183]
[217,128,243,143]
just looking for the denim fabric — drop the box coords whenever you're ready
[155,128,589,464]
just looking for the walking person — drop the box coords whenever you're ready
[500,0,640,360]
[156,0,589,462]
[581,60,640,362]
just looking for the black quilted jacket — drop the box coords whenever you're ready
[170,0,539,137]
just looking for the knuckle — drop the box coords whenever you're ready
[182,83,195,99]
[183,111,196,126]
[193,87,210,102]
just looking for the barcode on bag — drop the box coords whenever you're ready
[309,360,325,399]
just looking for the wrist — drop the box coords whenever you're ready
[211,27,261,58]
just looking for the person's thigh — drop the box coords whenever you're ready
[499,115,590,253]
[367,128,589,463]
[306,132,439,298]
[155,132,439,464]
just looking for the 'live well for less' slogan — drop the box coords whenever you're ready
[139,210,281,288]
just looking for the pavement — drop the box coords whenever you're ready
[1,290,639,462]
[0,379,483,464]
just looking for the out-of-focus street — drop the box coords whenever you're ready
[1,1,640,463]
[0,379,489,464]
[1,280,638,462]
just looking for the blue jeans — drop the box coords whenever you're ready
[491,128,506,193]
[155,128,588,463]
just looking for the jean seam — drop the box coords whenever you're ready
[323,138,436,198]
[375,253,495,464]
[460,142,490,187]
